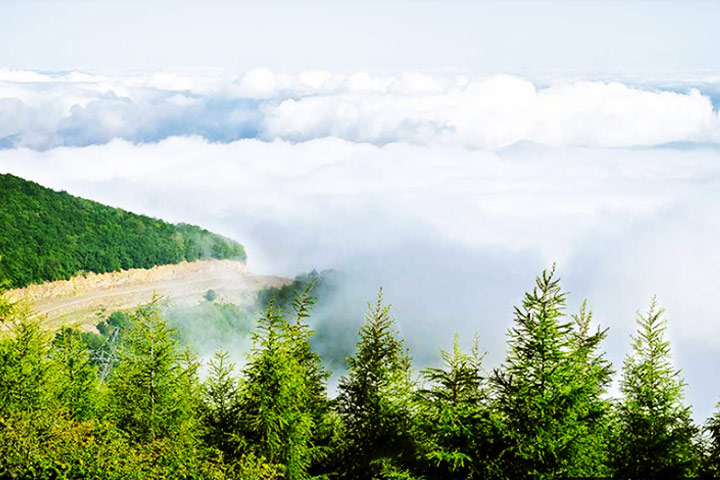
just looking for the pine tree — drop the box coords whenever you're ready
[50,327,100,420]
[561,301,615,476]
[108,296,201,445]
[0,316,55,416]
[287,282,331,427]
[611,297,699,478]
[202,349,240,457]
[415,335,502,479]
[336,289,417,480]
[236,298,325,480]
[492,266,613,479]
[703,402,720,476]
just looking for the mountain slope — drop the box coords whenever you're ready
[4,259,290,332]
[0,174,246,287]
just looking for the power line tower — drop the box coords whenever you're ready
[92,326,121,383]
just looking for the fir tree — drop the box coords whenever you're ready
[415,335,502,479]
[611,297,699,478]
[0,316,54,416]
[287,282,331,426]
[202,349,240,457]
[237,299,325,480]
[492,266,613,479]
[336,289,417,480]
[50,327,100,420]
[108,296,201,444]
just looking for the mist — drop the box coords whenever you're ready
[3,115,720,419]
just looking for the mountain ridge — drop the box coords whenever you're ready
[0,173,246,287]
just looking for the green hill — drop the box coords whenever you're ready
[0,173,246,287]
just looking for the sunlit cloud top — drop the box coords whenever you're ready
[2,68,720,150]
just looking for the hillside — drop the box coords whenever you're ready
[0,174,246,287]
[3,259,290,332]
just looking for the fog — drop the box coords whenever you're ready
[2,71,720,420]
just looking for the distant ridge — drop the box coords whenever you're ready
[0,173,246,287]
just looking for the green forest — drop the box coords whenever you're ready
[2,266,719,479]
[0,174,246,287]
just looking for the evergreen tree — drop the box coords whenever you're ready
[50,327,100,420]
[0,316,54,416]
[703,402,720,477]
[202,349,240,457]
[492,266,613,479]
[336,289,417,480]
[415,335,502,479]
[108,296,201,445]
[562,301,615,476]
[236,299,325,480]
[287,282,331,427]
[611,297,699,478]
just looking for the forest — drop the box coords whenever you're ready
[1,266,719,480]
[0,174,246,287]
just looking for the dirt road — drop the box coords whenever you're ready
[5,260,291,332]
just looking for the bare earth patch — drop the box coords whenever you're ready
[5,260,291,332]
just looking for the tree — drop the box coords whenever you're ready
[336,289,417,480]
[492,266,613,479]
[703,402,720,476]
[205,290,218,302]
[108,297,201,445]
[415,335,502,479]
[0,316,55,416]
[610,297,699,478]
[236,297,326,480]
[50,327,100,420]
[202,349,240,457]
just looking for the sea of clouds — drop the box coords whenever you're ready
[2,68,720,418]
[3,68,720,150]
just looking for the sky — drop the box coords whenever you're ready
[3,0,720,74]
[2,0,720,419]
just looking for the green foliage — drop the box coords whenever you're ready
[415,335,502,479]
[257,269,335,312]
[202,349,241,457]
[610,297,700,478]
[492,266,613,479]
[236,294,328,480]
[3,264,719,479]
[166,301,254,358]
[703,402,720,476]
[96,310,132,336]
[0,258,15,324]
[0,316,55,416]
[205,289,219,302]
[336,289,417,480]
[108,297,202,445]
[51,327,100,419]
[0,173,246,287]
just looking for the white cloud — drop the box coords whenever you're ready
[0,69,719,149]
[2,68,720,419]
[3,137,720,422]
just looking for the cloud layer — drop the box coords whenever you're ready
[3,135,720,418]
[2,69,720,149]
[3,68,720,420]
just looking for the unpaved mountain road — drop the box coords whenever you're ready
[5,260,291,332]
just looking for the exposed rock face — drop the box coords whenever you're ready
[5,260,291,331]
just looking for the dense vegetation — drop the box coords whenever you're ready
[0,174,246,287]
[2,266,720,479]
